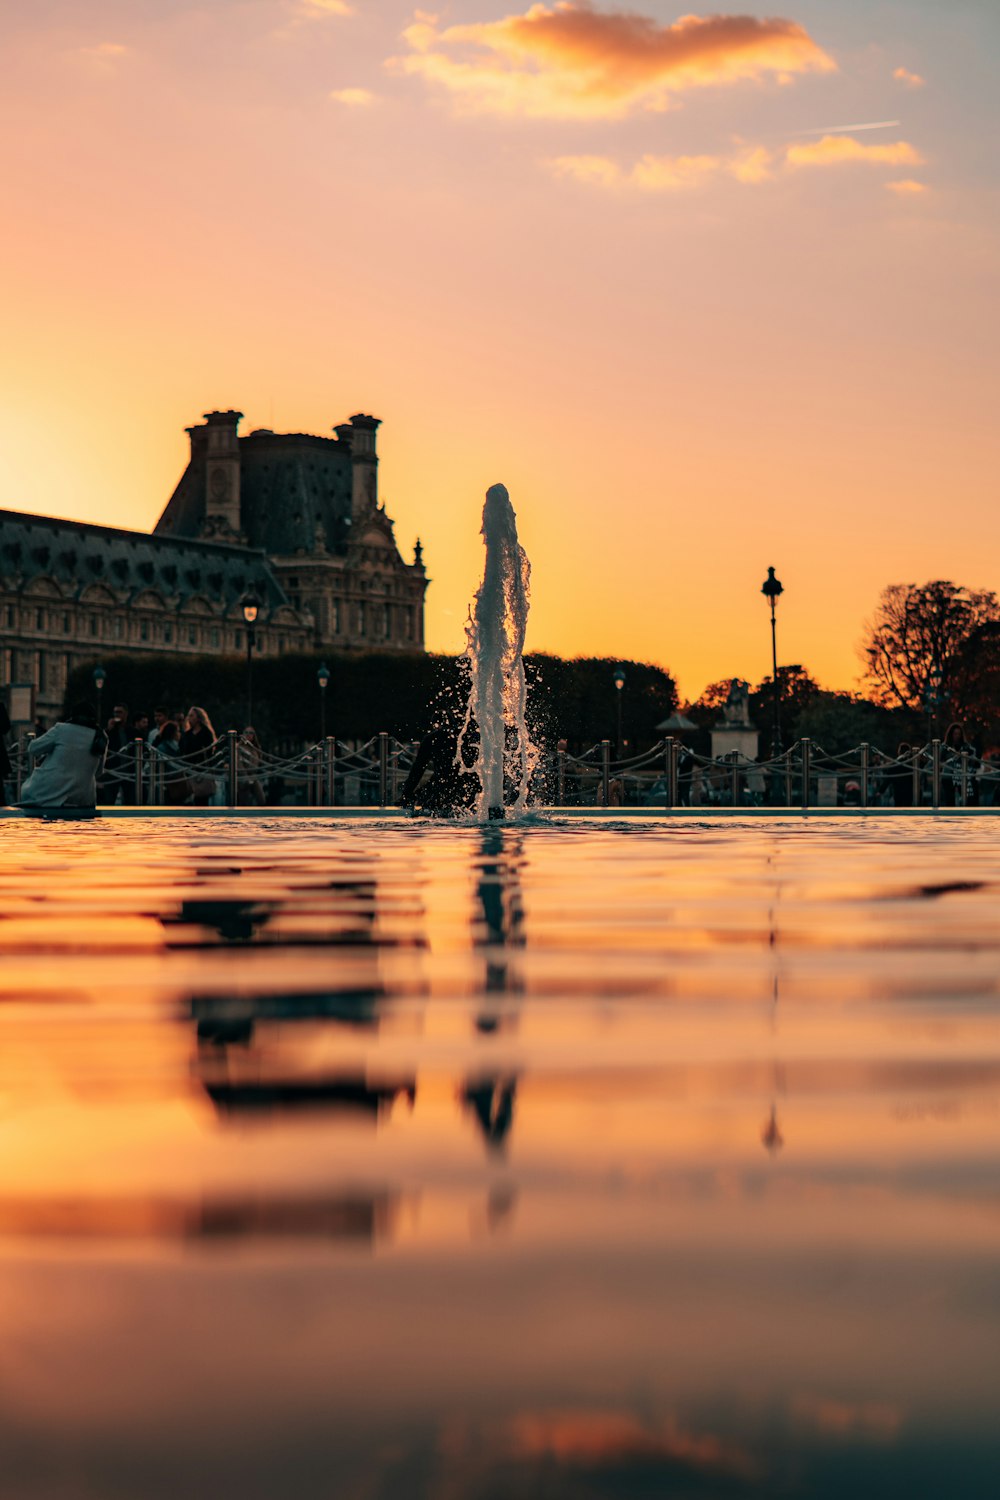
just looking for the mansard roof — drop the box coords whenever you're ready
[0,509,289,609]
[156,429,355,555]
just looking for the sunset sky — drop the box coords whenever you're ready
[1,0,998,699]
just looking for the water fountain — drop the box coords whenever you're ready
[461,483,538,820]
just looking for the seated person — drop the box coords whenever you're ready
[399,724,478,814]
[20,702,107,810]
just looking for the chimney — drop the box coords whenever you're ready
[193,409,243,537]
[348,413,380,519]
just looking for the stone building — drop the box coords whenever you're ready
[0,410,427,724]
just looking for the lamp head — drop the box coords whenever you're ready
[613,669,626,692]
[92,666,106,691]
[317,663,330,690]
[761,566,784,604]
[242,594,261,626]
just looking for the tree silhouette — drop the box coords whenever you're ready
[861,581,1000,713]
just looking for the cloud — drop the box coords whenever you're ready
[551,143,777,191]
[299,0,354,15]
[886,178,928,195]
[893,66,926,88]
[786,135,924,168]
[389,3,836,120]
[329,87,377,106]
[79,42,129,61]
[551,134,927,193]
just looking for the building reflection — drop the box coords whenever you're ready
[0,1190,402,1245]
[191,988,415,1123]
[162,872,382,946]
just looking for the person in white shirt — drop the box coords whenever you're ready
[20,703,108,810]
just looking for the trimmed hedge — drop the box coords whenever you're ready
[65,650,677,751]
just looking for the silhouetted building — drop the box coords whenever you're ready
[0,410,427,722]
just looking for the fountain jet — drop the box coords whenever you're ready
[461,484,537,820]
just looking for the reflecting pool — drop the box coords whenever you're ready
[0,816,998,1498]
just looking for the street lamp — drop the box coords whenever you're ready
[925,664,943,743]
[317,662,331,742]
[760,567,784,757]
[613,668,626,759]
[92,665,106,725]
[241,594,261,726]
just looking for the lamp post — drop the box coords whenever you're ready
[317,662,330,742]
[761,567,783,757]
[93,665,106,726]
[613,668,626,760]
[241,594,260,726]
[925,664,943,744]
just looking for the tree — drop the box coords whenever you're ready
[750,664,819,734]
[861,581,1000,713]
[952,621,1000,746]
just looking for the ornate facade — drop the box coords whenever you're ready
[0,410,427,723]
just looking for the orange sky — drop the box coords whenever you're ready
[1,1,998,698]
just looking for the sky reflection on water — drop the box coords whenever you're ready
[0,817,998,1498]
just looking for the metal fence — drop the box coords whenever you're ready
[4,730,996,810]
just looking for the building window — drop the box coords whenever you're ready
[113,617,123,639]
[140,621,149,642]
[333,601,341,634]
[90,617,98,637]
[358,602,366,637]
[5,606,12,628]
[36,609,45,630]
[211,628,220,648]
[188,625,197,645]
[63,613,70,633]
[381,604,390,638]
[164,624,172,644]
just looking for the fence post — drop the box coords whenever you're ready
[664,737,674,810]
[133,737,144,807]
[226,730,238,808]
[325,736,336,806]
[601,740,611,806]
[730,753,740,808]
[784,747,793,808]
[557,745,566,805]
[379,731,389,808]
[932,739,941,809]
[912,748,922,807]
[961,750,969,807]
[801,738,811,811]
[860,743,869,809]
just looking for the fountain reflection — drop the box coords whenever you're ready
[462,828,524,1155]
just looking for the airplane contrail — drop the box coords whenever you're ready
[793,120,901,136]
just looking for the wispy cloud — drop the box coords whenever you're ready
[79,42,129,62]
[299,0,355,16]
[794,120,900,136]
[886,178,928,195]
[552,144,777,192]
[894,66,926,88]
[786,135,924,168]
[390,3,835,120]
[329,87,377,106]
[552,134,926,193]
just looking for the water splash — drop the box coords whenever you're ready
[461,483,538,820]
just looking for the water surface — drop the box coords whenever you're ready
[0,817,998,1498]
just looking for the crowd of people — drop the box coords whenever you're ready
[0,701,266,811]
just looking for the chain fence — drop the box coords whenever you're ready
[3,730,997,810]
